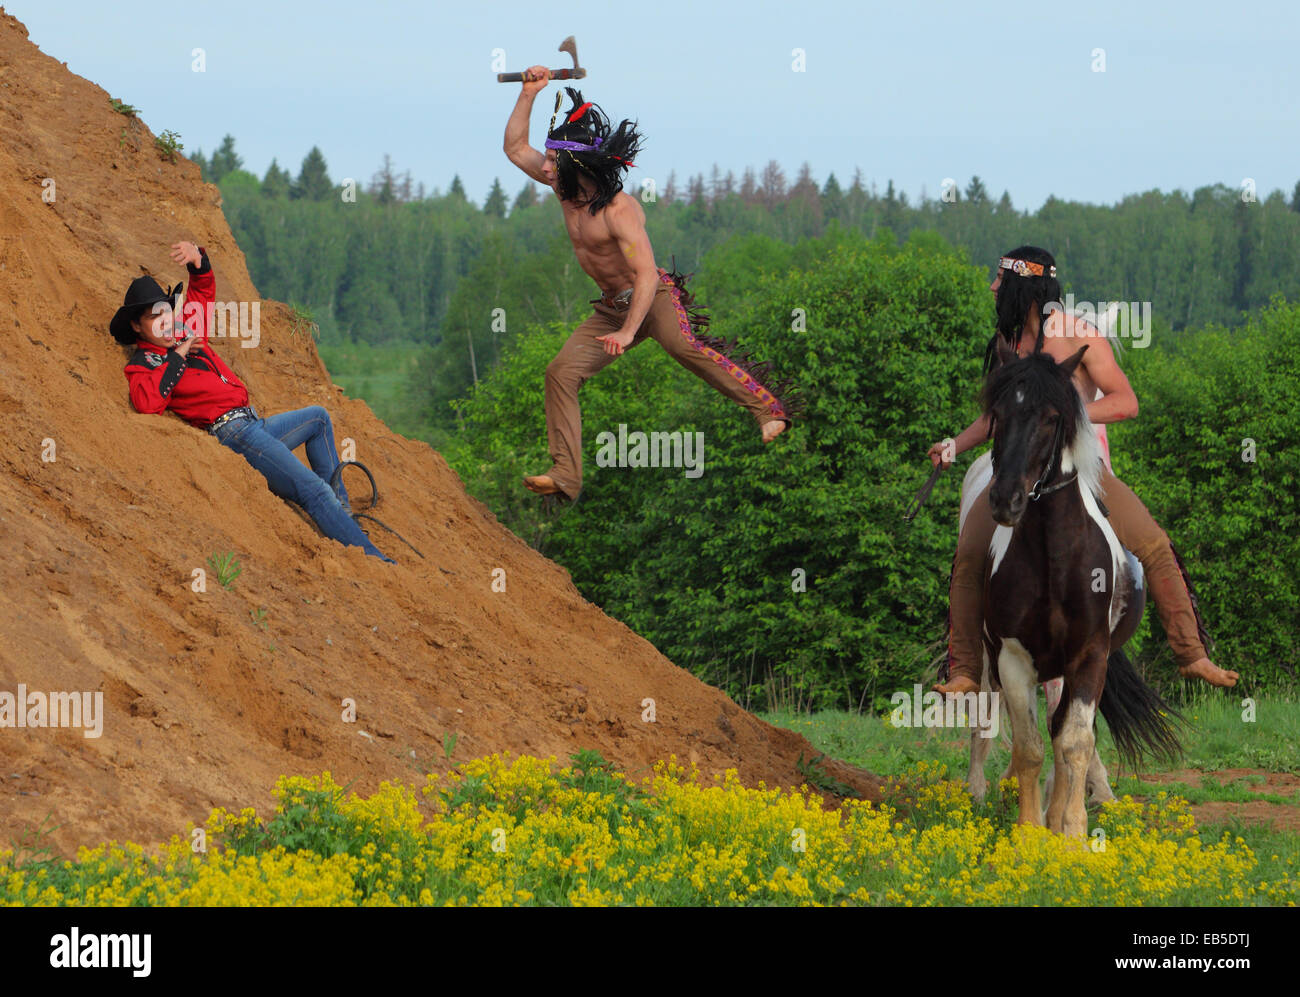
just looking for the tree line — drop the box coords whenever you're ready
[196,134,1300,441]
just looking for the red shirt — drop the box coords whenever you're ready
[123,249,250,428]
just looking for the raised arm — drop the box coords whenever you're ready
[504,66,551,184]
[174,241,213,344]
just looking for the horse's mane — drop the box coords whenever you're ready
[981,352,1104,498]
[1063,403,1104,499]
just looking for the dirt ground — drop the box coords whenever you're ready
[1133,769,1300,832]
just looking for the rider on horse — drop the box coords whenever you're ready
[928,246,1239,696]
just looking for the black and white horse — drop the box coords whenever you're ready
[966,341,1179,836]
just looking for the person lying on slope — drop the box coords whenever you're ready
[110,240,393,562]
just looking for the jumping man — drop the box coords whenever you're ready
[504,68,796,501]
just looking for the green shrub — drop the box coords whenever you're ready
[1112,298,1300,690]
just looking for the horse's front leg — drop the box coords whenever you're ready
[1053,648,1107,839]
[968,650,996,803]
[1045,676,1115,808]
[997,639,1043,826]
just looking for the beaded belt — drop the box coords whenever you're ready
[207,405,258,435]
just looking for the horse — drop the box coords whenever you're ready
[961,449,1125,810]
[970,339,1180,836]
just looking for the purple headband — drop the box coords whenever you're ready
[544,137,604,152]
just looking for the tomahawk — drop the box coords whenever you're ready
[496,35,586,83]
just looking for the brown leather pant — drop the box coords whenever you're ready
[948,467,1211,683]
[542,270,791,499]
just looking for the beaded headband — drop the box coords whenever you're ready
[998,257,1057,278]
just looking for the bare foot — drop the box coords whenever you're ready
[1179,657,1239,687]
[524,474,564,496]
[762,419,787,444]
[933,675,980,696]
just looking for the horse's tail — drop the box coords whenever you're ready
[1097,649,1184,768]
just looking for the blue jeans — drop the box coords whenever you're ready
[214,406,393,562]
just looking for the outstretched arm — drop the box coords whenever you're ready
[504,66,551,184]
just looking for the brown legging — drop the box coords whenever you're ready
[542,269,790,499]
[948,468,1210,684]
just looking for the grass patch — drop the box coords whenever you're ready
[154,129,183,163]
[206,551,241,590]
[1112,776,1299,807]
[760,690,1300,779]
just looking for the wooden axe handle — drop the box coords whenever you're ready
[496,68,587,83]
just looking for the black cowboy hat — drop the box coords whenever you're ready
[109,276,183,345]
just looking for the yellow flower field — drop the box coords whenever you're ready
[2,751,1295,906]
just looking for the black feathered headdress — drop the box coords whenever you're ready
[544,87,643,214]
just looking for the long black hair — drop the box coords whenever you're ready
[984,245,1062,373]
[546,87,643,215]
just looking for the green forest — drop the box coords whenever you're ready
[197,136,1300,708]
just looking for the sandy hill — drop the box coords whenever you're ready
[0,12,879,855]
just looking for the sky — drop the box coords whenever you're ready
[10,0,1299,211]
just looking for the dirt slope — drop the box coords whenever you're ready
[0,12,879,856]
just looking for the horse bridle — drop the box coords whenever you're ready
[1026,415,1077,501]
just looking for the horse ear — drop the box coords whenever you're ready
[1059,344,1089,377]
[996,338,1017,368]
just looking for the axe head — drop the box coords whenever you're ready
[557,35,587,79]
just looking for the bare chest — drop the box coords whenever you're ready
[560,205,611,253]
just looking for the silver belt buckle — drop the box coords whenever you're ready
[603,288,632,309]
[209,406,254,435]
